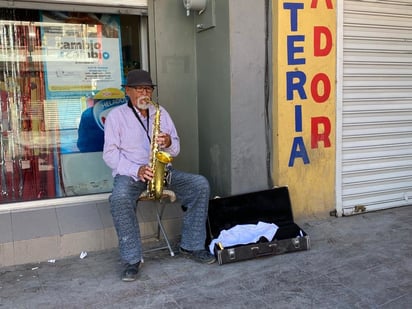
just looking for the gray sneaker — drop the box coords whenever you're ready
[179,247,216,264]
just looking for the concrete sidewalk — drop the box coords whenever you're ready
[0,205,411,309]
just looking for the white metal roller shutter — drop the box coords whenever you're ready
[339,0,412,215]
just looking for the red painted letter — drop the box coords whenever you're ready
[311,117,331,148]
[314,26,332,57]
[311,73,331,103]
[310,0,333,9]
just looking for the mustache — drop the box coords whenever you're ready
[137,95,150,105]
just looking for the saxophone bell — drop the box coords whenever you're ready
[152,151,173,200]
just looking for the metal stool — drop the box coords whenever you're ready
[138,190,176,257]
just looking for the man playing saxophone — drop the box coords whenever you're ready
[103,69,216,282]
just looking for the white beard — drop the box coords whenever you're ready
[136,96,150,110]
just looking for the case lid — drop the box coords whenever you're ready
[207,186,295,238]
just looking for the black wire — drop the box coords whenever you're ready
[264,0,273,189]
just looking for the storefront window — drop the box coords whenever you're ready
[0,8,145,203]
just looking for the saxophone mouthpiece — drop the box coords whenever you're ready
[137,96,151,106]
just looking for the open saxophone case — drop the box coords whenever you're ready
[206,186,310,265]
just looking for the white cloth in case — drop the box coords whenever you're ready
[209,221,279,254]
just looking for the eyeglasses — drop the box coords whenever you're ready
[130,86,153,93]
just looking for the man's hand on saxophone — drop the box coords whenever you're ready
[157,132,171,149]
[137,165,153,182]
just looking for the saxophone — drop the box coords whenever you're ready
[140,100,176,202]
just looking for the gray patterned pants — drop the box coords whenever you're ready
[109,168,210,265]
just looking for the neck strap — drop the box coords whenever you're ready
[128,100,150,142]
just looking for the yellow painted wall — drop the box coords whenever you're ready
[272,0,336,218]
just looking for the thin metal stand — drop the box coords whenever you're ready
[141,199,175,257]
